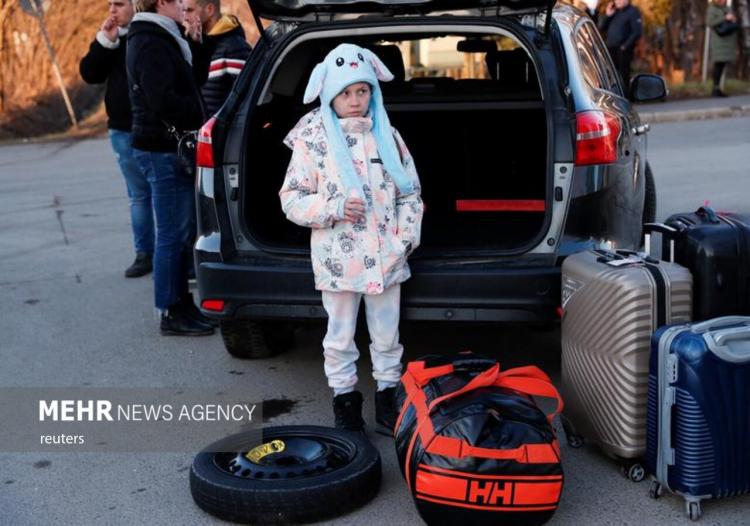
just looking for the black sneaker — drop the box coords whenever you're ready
[333,391,365,432]
[160,303,215,336]
[712,88,729,98]
[125,252,153,278]
[180,293,219,328]
[375,387,399,437]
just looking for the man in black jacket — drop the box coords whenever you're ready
[80,0,154,278]
[598,0,643,89]
[127,0,214,336]
[184,0,251,116]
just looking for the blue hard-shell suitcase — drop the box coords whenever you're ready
[646,316,750,521]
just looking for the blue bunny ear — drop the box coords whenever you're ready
[303,62,326,104]
[361,48,394,82]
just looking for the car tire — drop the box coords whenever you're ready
[643,163,657,225]
[190,426,381,524]
[220,320,294,359]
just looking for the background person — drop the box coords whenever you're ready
[183,0,251,116]
[80,0,155,278]
[598,0,643,89]
[127,0,213,336]
[707,0,739,97]
[280,44,424,434]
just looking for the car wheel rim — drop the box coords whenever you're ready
[213,435,357,480]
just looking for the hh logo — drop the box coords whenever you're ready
[468,480,513,505]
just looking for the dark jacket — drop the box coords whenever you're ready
[707,3,738,63]
[79,33,131,131]
[202,15,252,116]
[598,4,643,51]
[126,20,208,152]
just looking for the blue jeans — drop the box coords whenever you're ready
[132,149,196,310]
[109,129,155,254]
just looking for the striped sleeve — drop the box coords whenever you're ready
[208,58,246,79]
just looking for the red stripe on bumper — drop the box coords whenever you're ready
[455,200,545,212]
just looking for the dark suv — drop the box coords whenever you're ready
[194,0,666,358]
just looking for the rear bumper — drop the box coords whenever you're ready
[196,256,561,323]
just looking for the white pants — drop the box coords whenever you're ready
[321,284,404,392]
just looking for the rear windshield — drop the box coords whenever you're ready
[267,32,539,101]
[377,35,521,80]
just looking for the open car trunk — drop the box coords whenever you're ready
[241,35,548,255]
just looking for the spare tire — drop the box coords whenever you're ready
[190,426,381,524]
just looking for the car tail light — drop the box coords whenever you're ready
[575,111,620,166]
[197,117,217,168]
[201,299,225,312]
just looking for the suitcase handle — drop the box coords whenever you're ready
[689,316,750,334]
[642,223,677,262]
[659,387,677,480]
[703,326,750,363]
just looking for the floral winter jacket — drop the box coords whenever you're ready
[280,108,423,294]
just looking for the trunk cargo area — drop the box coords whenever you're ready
[242,37,549,255]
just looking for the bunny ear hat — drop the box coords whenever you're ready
[303,43,414,198]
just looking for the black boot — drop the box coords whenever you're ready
[712,88,728,98]
[375,387,398,437]
[160,303,215,336]
[180,293,218,328]
[333,391,365,432]
[125,252,152,278]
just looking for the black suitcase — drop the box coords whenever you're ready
[644,206,750,320]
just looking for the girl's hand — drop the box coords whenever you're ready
[343,197,366,223]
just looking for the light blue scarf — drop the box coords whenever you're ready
[132,12,192,65]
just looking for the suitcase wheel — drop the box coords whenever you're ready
[620,462,646,483]
[566,433,584,449]
[648,481,663,499]
[686,501,702,521]
[561,416,584,449]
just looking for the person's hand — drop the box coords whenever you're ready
[605,2,615,16]
[100,16,118,43]
[185,18,202,42]
[342,197,366,223]
[726,13,737,22]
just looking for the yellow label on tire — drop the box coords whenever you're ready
[245,440,285,463]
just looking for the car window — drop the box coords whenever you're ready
[267,32,540,100]
[585,24,623,94]
[574,22,622,95]
[379,35,520,80]
[575,32,604,91]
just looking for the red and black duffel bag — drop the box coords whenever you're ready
[394,355,564,526]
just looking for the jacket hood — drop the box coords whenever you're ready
[207,14,244,37]
[302,43,414,198]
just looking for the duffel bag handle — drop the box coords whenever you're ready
[407,356,497,387]
[426,364,501,411]
[425,365,564,425]
[494,373,564,424]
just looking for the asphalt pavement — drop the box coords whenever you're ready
[0,117,749,525]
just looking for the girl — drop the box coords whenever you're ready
[280,43,423,434]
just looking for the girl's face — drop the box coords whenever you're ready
[332,82,371,118]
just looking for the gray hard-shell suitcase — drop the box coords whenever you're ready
[560,248,692,480]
